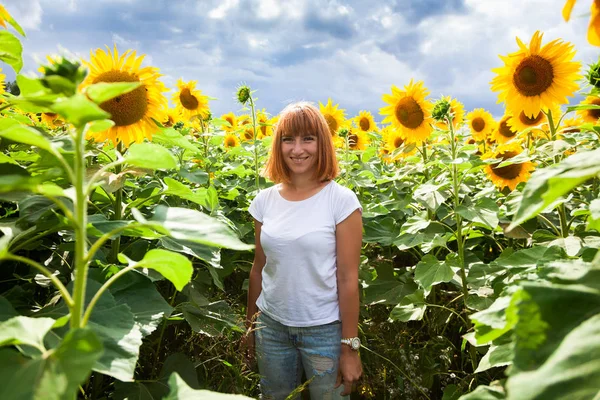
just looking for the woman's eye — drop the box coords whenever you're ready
[304,136,315,141]
[282,137,293,142]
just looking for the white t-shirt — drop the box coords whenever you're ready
[248,180,362,327]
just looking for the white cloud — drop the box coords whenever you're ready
[208,0,240,19]
[4,0,43,30]
[256,0,281,19]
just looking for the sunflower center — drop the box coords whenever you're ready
[225,137,236,147]
[93,70,148,127]
[519,110,543,126]
[225,116,234,126]
[513,55,554,97]
[359,117,370,131]
[472,117,485,132]
[588,98,600,120]
[44,112,58,118]
[180,87,199,110]
[244,128,253,140]
[491,151,523,180]
[324,115,338,135]
[395,97,424,129]
[393,136,404,148]
[260,124,267,136]
[499,119,517,138]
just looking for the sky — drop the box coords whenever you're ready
[2,0,599,121]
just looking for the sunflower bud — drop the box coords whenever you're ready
[40,57,87,96]
[587,59,600,89]
[173,121,184,130]
[236,85,251,105]
[432,98,451,122]
[338,127,349,138]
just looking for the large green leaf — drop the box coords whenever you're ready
[51,93,110,127]
[456,198,499,230]
[0,297,18,322]
[125,142,178,170]
[164,372,253,399]
[413,183,450,211]
[132,205,253,251]
[0,31,23,73]
[475,343,513,373]
[389,290,427,322]
[459,384,505,400]
[414,254,455,293]
[0,118,54,152]
[85,82,142,104]
[0,316,56,351]
[153,128,200,153]
[506,314,600,399]
[510,148,600,228]
[163,177,209,207]
[363,217,400,246]
[118,249,193,291]
[363,276,418,305]
[0,175,65,198]
[182,301,243,336]
[0,328,103,400]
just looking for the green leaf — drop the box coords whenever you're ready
[413,183,450,211]
[153,128,200,154]
[510,148,600,228]
[506,314,600,400]
[0,328,103,400]
[164,372,253,399]
[389,289,426,322]
[0,175,65,198]
[125,142,178,170]
[0,31,23,73]
[163,177,208,207]
[0,153,19,165]
[119,249,193,291]
[456,198,500,230]
[588,198,600,232]
[84,82,142,104]
[475,343,513,373]
[51,93,110,127]
[363,217,400,246]
[132,205,253,251]
[414,254,455,293]
[0,296,18,322]
[182,301,243,336]
[88,119,115,133]
[363,276,418,305]
[0,118,54,152]
[0,316,56,350]
[16,74,46,96]
[458,384,505,400]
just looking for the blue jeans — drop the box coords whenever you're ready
[255,311,347,400]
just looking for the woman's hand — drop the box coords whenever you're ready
[240,330,256,370]
[335,347,362,395]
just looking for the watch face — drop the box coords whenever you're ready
[351,337,360,350]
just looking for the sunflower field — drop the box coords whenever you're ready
[1,2,600,399]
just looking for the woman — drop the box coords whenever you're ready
[244,101,363,399]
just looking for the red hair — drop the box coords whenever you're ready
[263,101,339,183]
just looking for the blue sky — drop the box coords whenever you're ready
[3,0,599,121]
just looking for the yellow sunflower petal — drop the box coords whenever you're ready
[172,79,211,121]
[484,142,535,191]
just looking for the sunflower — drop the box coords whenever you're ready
[40,113,64,129]
[383,127,417,162]
[465,108,496,142]
[380,79,433,143]
[257,109,277,139]
[577,96,600,123]
[220,112,237,132]
[560,116,584,135]
[80,45,168,148]
[484,142,535,191]
[172,79,210,121]
[507,105,561,134]
[319,98,346,136]
[491,115,521,144]
[346,127,370,150]
[163,107,181,128]
[241,124,255,141]
[0,67,5,95]
[435,96,465,130]
[491,31,581,118]
[354,110,378,133]
[563,0,600,46]
[223,133,240,149]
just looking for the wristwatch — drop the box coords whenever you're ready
[341,337,361,351]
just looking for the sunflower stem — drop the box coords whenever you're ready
[71,124,90,329]
[546,110,570,238]
[249,96,259,190]
[110,142,124,264]
[345,134,350,183]
[199,118,211,187]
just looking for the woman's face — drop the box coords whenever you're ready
[281,134,318,178]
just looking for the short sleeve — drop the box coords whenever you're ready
[248,190,264,223]
[334,186,362,225]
